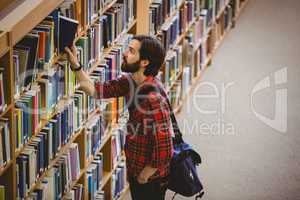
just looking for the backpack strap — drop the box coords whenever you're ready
[171,192,177,200]
[195,191,205,199]
[137,83,184,144]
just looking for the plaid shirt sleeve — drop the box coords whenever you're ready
[94,75,131,99]
[145,92,173,169]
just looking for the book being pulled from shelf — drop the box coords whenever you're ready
[111,161,126,200]
[59,15,79,55]
[87,152,104,200]
[17,143,81,199]
[0,118,10,168]
[12,13,79,96]
[49,8,79,55]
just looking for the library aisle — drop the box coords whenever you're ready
[126,0,300,199]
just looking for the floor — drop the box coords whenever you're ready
[126,0,300,199]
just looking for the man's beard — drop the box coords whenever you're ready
[121,58,140,73]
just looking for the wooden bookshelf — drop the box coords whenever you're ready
[0,31,9,57]
[235,0,250,21]
[155,0,186,36]
[0,0,250,199]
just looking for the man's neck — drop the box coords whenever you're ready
[131,70,147,86]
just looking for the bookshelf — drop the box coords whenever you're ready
[0,0,249,199]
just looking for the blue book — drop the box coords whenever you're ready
[16,156,27,198]
[87,172,93,199]
[15,101,28,142]
[37,133,46,170]
[58,15,79,54]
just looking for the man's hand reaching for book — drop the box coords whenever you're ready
[65,46,81,70]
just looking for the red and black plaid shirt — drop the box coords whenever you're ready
[95,74,173,179]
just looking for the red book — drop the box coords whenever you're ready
[38,31,46,60]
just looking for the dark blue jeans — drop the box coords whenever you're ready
[129,176,168,200]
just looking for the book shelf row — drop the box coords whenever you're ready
[0,0,136,199]
[153,0,241,110]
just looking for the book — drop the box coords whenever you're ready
[69,143,80,181]
[112,161,126,199]
[13,46,30,93]
[0,59,9,113]
[65,183,84,200]
[87,151,104,199]
[13,52,20,96]
[0,70,6,113]
[182,66,192,97]
[0,185,5,200]
[85,115,104,158]
[16,34,40,87]
[58,15,79,54]
[0,118,11,167]
[111,129,125,170]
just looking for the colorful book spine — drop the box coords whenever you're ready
[87,152,103,199]
[158,11,180,51]
[0,118,10,168]
[164,45,183,89]
[149,0,165,35]
[111,161,126,200]
[85,115,105,160]
[0,68,8,113]
[111,128,126,170]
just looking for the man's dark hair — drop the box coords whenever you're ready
[132,35,166,77]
